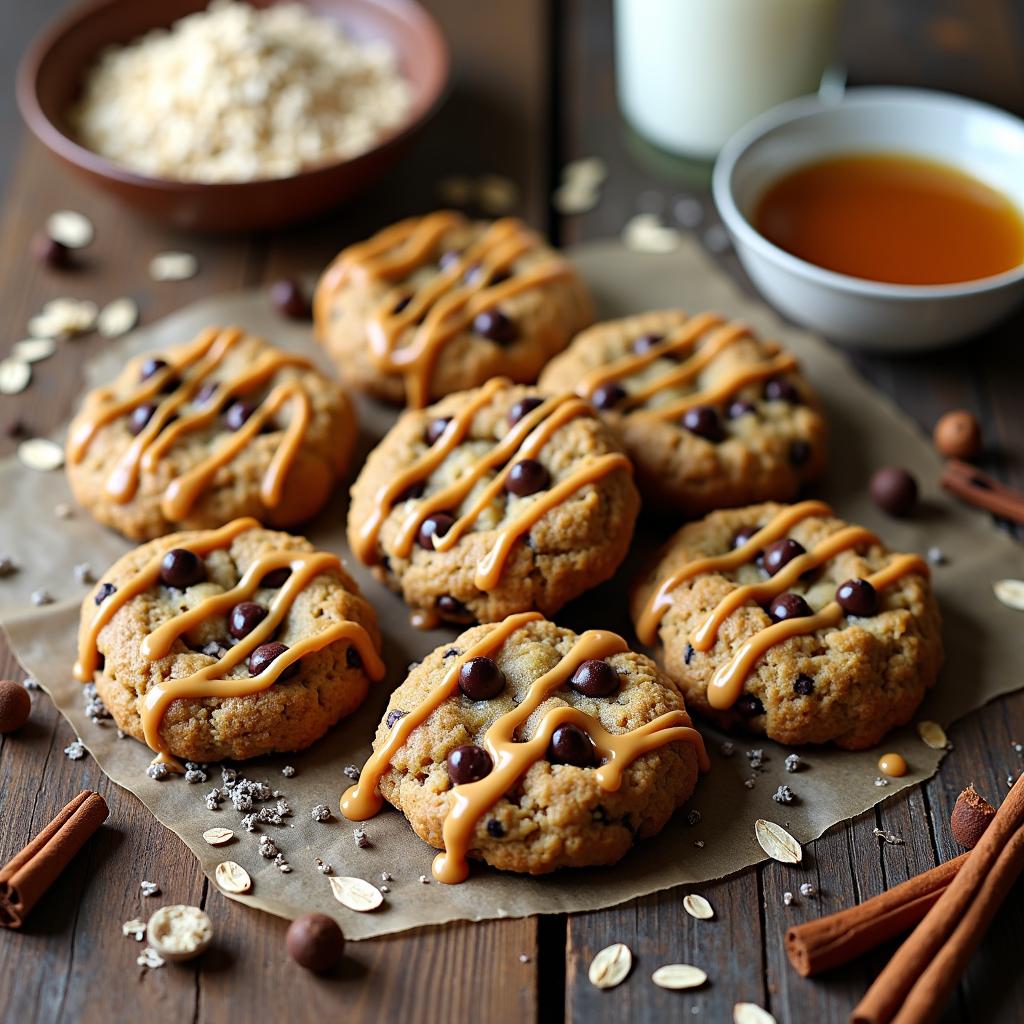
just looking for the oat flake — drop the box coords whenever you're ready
[734,1003,777,1024]
[46,210,94,249]
[994,579,1024,611]
[18,438,65,472]
[916,720,950,750]
[215,860,252,894]
[0,360,31,396]
[327,875,384,912]
[97,297,139,338]
[651,964,707,990]
[13,338,58,364]
[202,827,235,846]
[754,819,802,864]
[682,893,714,920]
[588,942,632,989]
[150,252,198,282]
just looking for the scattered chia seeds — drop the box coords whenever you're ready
[343,764,360,781]
[146,762,169,780]
[784,754,802,773]
[64,739,85,760]
[140,880,160,897]
[353,828,370,849]
[281,765,296,777]
[773,785,795,805]
[311,804,332,822]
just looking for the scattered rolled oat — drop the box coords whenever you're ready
[734,1003,776,1024]
[97,297,140,339]
[994,579,1024,611]
[588,942,632,990]
[311,804,332,822]
[64,739,85,760]
[31,589,54,607]
[215,860,252,894]
[150,252,199,282]
[122,918,147,941]
[46,210,94,249]
[140,880,160,897]
[353,828,370,849]
[917,720,950,750]
[18,438,65,472]
[0,360,31,396]
[327,875,384,912]
[203,827,235,846]
[146,904,213,962]
[74,563,95,585]
[754,820,802,864]
[13,338,58,364]
[136,947,166,970]
[683,893,714,920]
[28,298,97,339]
[799,882,816,897]
[146,762,169,781]
[477,174,519,215]
[622,213,682,254]
[281,765,296,777]
[772,785,795,805]
[873,827,905,846]
[784,754,802,773]
[651,964,707,990]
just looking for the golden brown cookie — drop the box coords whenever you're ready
[76,518,384,764]
[313,211,594,407]
[631,501,943,749]
[539,310,827,516]
[347,379,640,626]
[341,613,706,880]
[66,326,357,541]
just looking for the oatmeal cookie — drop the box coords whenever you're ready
[347,379,640,626]
[539,310,827,516]
[314,211,594,407]
[631,501,943,749]
[66,326,357,540]
[76,519,384,763]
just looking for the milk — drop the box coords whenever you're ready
[615,0,841,158]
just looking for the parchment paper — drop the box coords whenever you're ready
[1,238,1022,940]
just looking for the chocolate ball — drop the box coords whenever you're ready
[447,744,493,785]
[762,538,805,576]
[590,382,626,410]
[548,723,595,766]
[768,592,813,623]
[229,601,268,639]
[505,459,550,496]
[224,400,256,432]
[249,642,298,680]
[681,405,725,442]
[870,466,918,518]
[129,403,158,436]
[269,279,311,320]
[508,396,544,427]
[732,526,759,550]
[160,548,206,588]
[763,378,801,404]
[473,309,518,344]
[424,417,452,446]
[0,680,31,733]
[286,913,345,973]
[933,410,982,460]
[33,233,70,269]
[568,659,619,698]
[261,567,292,588]
[836,578,879,617]
[416,512,456,550]
[632,332,664,354]
[458,657,505,700]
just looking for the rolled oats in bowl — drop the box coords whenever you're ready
[68,0,413,183]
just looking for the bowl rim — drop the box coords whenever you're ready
[712,86,1024,300]
[16,0,451,193]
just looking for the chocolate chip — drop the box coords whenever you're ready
[869,466,918,517]
[438,249,461,272]
[591,382,626,410]
[762,538,805,576]
[486,819,505,838]
[416,513,455,550]
[397,480,426,502]
[94,582,116,605]
[768,592,813,623]
[789,440,812,466]
[793,674,814,695]
[229,601,268,640]
[249,641,298,680]
[194,381,219,405]
[269,278,311,320]
[443,648,460,659]
[33,233,70,269]
[346,646,362,669]
[447,744,493,785]
[424,417,451,445]
[286,913,345,973]
[473,309,518,344]
[140,357,169,382]
[684,642,694,665]
[836,578,879,616]
[392,294,412,315]
[437,595,471,620]
[508,396,544,426]
[129,403,158,435]
[727,399,756,419]
[458,657,505,700]
[569,659,619,698]
[735,693,765,717]
[261,567,292,588]
[385,709,407,729]
[224,400,256,431]
[763,378,801,404]
[548,723,595,767]
[681,405,725,442]
[632,332,664,354]
[732,526,759,549]
[505,458,550,497]
[159,548,206,588]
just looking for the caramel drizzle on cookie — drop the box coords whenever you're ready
[575,312,800,419]
[353,378,632,592]
[67,327,315,521]
[75,517,384,761]
[317,212,577,407]
[636,500,930,710]
[341,611,708,884]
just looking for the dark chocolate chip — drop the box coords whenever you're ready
[569,659,619,698]
[473,309,518,344]
[486,819,505,838]
[505,458,550,497]
[194,381,219,404]
[261,567,292,588]
[793,674,814,696]
[447,744,493,785]
[632,332,664,354]
[385,709,407,729]
[762,538,806,576]
[735,693,765,717]
[424,417,451,446]
[443,648,460,659]
[437,595,472,620]
[129,403,158,436]
[684,642,694,665]
[224,400,256,431]
[763,378,801,404]
[508,396,544,426]
[768,592,813,623]
[681,405,725,442]
[346,646,362,669]
[458,657,505,700]
[869,466,918,517]
[249,641,298,680]
[269,278,311,319]
[397,480,426,502]
[416,513,455,550]
[438,249,462,272]
[94,582,116,605]
[140,357,169,383]
[789,440,812,466]
[228,601,268,640]
[591,382,626,410]
[727,399,757,419]
[392,294,412,315]
[548,723,595,767]
[159,548,206,588]
[732,526,759,549]
[836,577,879,616]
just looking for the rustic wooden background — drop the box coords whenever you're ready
[1,1,1023,1021]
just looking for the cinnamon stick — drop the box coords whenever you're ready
[0,790,108,929]
[785,852,968,977]
[940,459,1024,525]
[852,772,1024,1024]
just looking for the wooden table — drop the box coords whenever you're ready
[2,2,1023,1021]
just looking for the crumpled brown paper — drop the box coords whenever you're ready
[1,238,1022,940]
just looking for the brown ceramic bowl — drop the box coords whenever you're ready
[17,0,449,233]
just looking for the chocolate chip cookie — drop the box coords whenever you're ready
[66,326,357,541]
[76,518,384,764]
[341,613,706,880]
[314,211,594,407]
[347,379,640,626]
[538,310,827,516]
[631,501,943,749]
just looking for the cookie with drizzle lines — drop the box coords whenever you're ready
[342,614,707,882]
[313,211,594,407]
[76,518,384,765]
[347,378,640,627]
[631,501,943,749]
[539,310,827,516]
[66,326,357,541]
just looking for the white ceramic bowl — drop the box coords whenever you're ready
[712,87,1024,351]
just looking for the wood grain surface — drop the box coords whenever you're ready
[1,2,1023,1022]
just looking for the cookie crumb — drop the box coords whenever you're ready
[74,562,96,585]
[281,765,296,777]
[205,789,223,810]
[353,828,370,849]
[137,947,166,970]
[23,677,40,690]
[184,768,208,784]
[783,891,794,906]
[140,880,160,897]
[381,871,392,882]
[146,762,169,780]
[799,882,816,897]
[693,840,705,849]
[259,836,279,859]
[743,778,755,789]
[122,918,147,941]
[874,777,889,787]
[519,953,531,963]
[418,874,429,884]
[315,858,331,874]
[784,753,802,773]
[343,764,360,781]
[311,803,332,822]
[772,785,795,805]
[54,503,74,520]
[64,739,85,760]
[719,741,735,758]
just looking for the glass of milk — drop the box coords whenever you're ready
[615,0,842,158]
